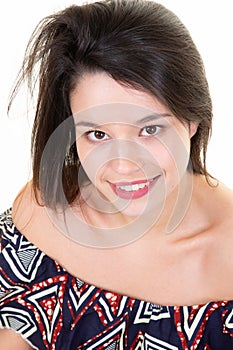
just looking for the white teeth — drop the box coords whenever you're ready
[117,181,150,192]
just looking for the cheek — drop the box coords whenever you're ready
[164,139,191,181]
[76,139,107,185]
[76,139,93,181]
[144,133,191,176]
[76,138,95,168]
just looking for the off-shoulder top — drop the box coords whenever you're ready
[1,209,233,349]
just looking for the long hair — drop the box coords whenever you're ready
[9,0,213,208]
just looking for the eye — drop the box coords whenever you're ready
[140,125,161,136]
[85,130,110,142]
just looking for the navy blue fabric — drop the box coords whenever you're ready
[1,209,233,349]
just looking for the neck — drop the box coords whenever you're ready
[148,170,194,235]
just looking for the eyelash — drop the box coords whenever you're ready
[84,125,163,143]
[85,130,109,142]
[140,125,162,136]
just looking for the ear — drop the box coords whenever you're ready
[189,121,199,138]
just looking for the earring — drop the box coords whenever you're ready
[65,152,73,166]
[65,152,80,167]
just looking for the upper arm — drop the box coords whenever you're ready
[0,329,33,350]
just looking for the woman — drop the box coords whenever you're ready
[0,0,233,348]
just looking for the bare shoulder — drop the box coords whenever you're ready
[214,181,233,228]
[203,180,233,297]
[207,180,233,247]
[0,329,33,350]
[203,179,233,228]
[12,181,35,231]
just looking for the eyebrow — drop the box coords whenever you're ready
[75,113,173,128]
[75,121,98,128]
[136,113,173,125]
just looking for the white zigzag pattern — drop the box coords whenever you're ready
[134,301,170,324]
[76,285,98,312]
[182,304,209,340]
[27,285,61,343]
[85,321,126,349]
[225,309,233,329]
[2,237,44,283]
[117,296,128,317]
[99,297,114,322]
[0,276,25,302]
[143,333,178,350]
[0,306,37,338]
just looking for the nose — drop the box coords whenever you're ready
[106,139,145,175]
[109,157,142,175]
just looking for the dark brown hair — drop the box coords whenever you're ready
[10,0,213,208]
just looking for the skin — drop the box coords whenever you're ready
[3,71,233,349]
[72,72,197,222]
[0,329,33,350]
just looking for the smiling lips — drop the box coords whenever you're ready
[109,176,159,200]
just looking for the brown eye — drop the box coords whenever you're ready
[145,126,157,134]
[86,130,109,142]
[94,130,106,139]
[140,125,161,136]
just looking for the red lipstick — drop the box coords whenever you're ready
[109,176,159,200]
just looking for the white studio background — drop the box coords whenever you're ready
[0,0,232,213]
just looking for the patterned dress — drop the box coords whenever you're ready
[1,209,233,349]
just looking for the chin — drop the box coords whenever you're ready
[118,205,145,218]
[113,196,158,218]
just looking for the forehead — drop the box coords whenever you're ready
[70,72,173,125]
[73,103,173,128]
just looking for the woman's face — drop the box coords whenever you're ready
[70,72,197,217]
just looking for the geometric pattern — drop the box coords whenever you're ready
[1,208,233,349]
[134,301,170,324]
[143,333,179,349]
